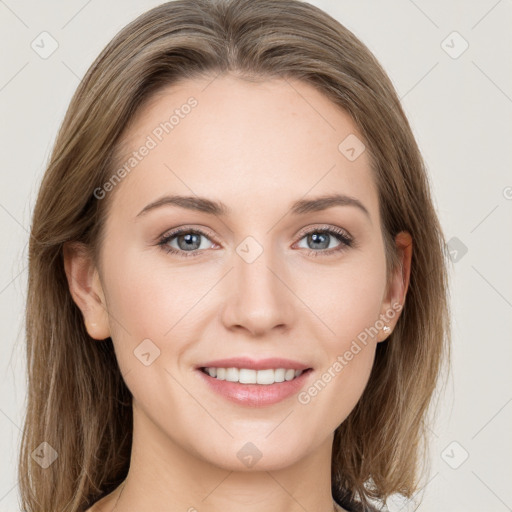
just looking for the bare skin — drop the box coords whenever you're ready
[65,74,412,512]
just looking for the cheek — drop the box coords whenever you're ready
[298,308,379,427]
[101,244,222,377]
[303,251,387,346]
[103,242,204,334]
[297,253,385,411]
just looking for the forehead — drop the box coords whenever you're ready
[109,74,379,224]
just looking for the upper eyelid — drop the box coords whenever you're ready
[295,224,351,239]
[160,225,217,243]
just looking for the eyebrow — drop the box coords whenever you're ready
[136,193,371,221]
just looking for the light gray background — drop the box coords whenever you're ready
[1,1,511,511]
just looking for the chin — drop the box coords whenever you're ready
[192,432,314,472]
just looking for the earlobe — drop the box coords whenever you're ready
[378,231,413,342]
[62,242,111,340]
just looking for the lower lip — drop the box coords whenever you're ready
[196,368,313,407]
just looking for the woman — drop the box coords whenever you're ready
[19,1,451,511]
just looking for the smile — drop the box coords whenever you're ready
[200,367,307,385]
[196,366,314,407]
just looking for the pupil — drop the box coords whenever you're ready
[179,233,200,250]
[310,232,329,249]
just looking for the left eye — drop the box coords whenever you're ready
[296,230,344,251]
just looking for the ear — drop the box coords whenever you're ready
[62,242,111,340]
[377,231,412,342]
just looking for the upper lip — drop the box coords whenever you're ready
[196,357,312,371]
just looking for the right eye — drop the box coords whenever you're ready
[157,227,217,258]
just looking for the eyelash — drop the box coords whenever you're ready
[157,225,354,259]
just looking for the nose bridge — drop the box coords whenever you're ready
[222,233,294,334]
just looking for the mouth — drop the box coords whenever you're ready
[199,366,313,385]
[194,357,314,407]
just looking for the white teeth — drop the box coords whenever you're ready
[225,367,239,382]
[256,369,274,385]
[239,369,257,384]
[285,369,295,381]
[203,367,305,385]
[274,368,286,382]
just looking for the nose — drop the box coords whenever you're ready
[220,243,295,337]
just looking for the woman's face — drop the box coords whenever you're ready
[77,75,407,472]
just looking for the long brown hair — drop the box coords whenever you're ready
[19,1,451,510]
